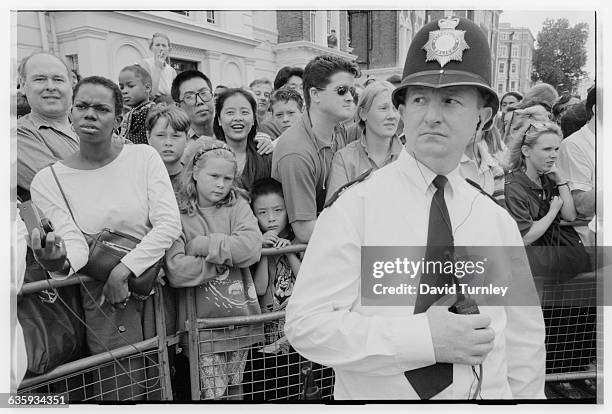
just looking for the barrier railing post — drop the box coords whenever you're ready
[185,287,200,400]
[153,282,173,400]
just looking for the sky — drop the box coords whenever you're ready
[499,10,596,79]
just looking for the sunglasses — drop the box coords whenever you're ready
[520,122,551,147]
[316,85,356,97]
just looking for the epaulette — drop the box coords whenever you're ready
[465,178,497,204]
[324,168,373,209]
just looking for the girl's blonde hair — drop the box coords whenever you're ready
[355,80,396,130]
[505,120,562,171]
[177,139,249,215]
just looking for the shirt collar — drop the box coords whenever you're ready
[358,133,404,165]
[398,149,462,197]
[27,111,76,140]
[302,110,345,153]
[187,128,200,141]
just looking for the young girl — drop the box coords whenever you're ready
[504,121,589,282]
[165,139,264,400]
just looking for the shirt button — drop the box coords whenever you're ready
[118,325,126,333]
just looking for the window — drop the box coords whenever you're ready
[511,62,517,73]
[498,46,507,57]
[206,11,215,24]
[66,54,79,73]
[499,62,505,73]
[512,46,518,57]
[498,84,504,94]
[510,81,516,90]
[310,11,316,42]
[170,58,198,74]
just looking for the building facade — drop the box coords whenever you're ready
[493,22,535,96]
[275,10,356,68]
[348,10,500,84]
[15,10,355,89]
[347,10,426,81]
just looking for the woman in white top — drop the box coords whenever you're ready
[141,32,177,103]
[30,76,181,399]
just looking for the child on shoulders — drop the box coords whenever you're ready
[118,64,155,144]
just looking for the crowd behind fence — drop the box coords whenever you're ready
[17,245,599,401]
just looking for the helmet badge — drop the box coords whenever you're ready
[422,17,470,68]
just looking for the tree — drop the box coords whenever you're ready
[532,18,588,94]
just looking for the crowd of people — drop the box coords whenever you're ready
[14,19,597,401]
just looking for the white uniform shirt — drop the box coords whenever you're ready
[285,149,546,400]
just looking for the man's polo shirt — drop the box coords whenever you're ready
[272,110,348,223]
[17,112,79,198]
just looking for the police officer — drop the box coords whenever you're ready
[285,17,545,400]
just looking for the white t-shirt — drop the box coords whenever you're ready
[143,57,177,97]
[30,145,181,278]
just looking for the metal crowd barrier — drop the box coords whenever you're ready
[537,272,598,384]
[17,276,175,401]
[16,245,599,401]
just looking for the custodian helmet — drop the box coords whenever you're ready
[392,16,499,129]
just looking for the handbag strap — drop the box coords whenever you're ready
[49,164,83,232]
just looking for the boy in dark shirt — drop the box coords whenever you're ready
[119,64,155,144]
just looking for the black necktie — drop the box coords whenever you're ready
[405,175,454,399]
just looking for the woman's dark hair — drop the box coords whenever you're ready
[560,101,588,138]
[500,91,523,105]
[213,88,259,150]
[213,88,272,192]
[73,76,123,115]
[273,66,304,91]
[303,55,360,109]
[552,94,580,118]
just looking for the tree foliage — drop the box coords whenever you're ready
[532,18,588,94]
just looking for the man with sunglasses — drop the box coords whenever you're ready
[272,55,360,243]
[285,17,545,400]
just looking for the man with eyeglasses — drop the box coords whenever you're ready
[272,55,360,243]
[171,70,216,163]
[285,17,545,400]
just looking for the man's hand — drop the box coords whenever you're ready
[30,228,68,273]
[427,305,495,366]
[154,50,167,68]
[103,262,132,309]
[255,133,274,155]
